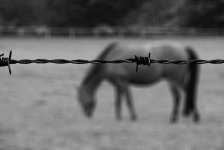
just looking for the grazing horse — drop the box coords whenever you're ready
[77,41,200,123]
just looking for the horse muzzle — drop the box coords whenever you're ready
[84,109,93,118]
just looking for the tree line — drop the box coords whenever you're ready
[0,0,223,28]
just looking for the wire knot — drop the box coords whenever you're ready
[0,51,12,75]
[134,53,151,72]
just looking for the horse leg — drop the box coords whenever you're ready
[193,104,200,123]
[115,85,123,121]
[183,89,191,117]
[124,86,137,121]
[169,84,181,123]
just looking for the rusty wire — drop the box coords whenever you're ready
[0,51,224,75]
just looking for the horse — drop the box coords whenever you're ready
[77,41,200,123]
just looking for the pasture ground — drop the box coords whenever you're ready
[0,37,224,150]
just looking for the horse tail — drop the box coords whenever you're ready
[184,46,200,116]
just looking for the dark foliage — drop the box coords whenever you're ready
[0,0,223,27]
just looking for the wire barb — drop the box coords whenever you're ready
[0,51,12,75]
[134,53,151,72]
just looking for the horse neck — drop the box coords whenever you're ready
[80,42,116,96]
[81,72,103,96]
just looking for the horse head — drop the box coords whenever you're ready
[77,86,96,118]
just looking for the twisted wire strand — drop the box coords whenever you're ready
[1,51,224,74]
[9,59,224,65]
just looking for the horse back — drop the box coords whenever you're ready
[151,43,189,87]
[102,42,190,86]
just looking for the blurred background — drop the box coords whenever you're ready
[0,0,224,37]
[0,1,224,150]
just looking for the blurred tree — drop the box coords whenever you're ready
[0,0,34,26]
[178,0,224,27]
[45,0,89,27]
[0,0,224,28]
[123,0,176,26]
[85,0,143,26]
[29,0,48,26]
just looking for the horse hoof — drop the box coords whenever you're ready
[193,113,200,123]
[170,117,178,124]
[182,110,191,118]
[116,117,122,121]
[131,115,137,121]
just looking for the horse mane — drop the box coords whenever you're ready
[82,42,118,85]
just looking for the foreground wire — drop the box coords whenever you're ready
[1,51,224,74]
[0,51,12,74]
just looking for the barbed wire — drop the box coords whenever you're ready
[1,51,224,75]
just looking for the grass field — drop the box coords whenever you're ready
[0,37,224,150]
